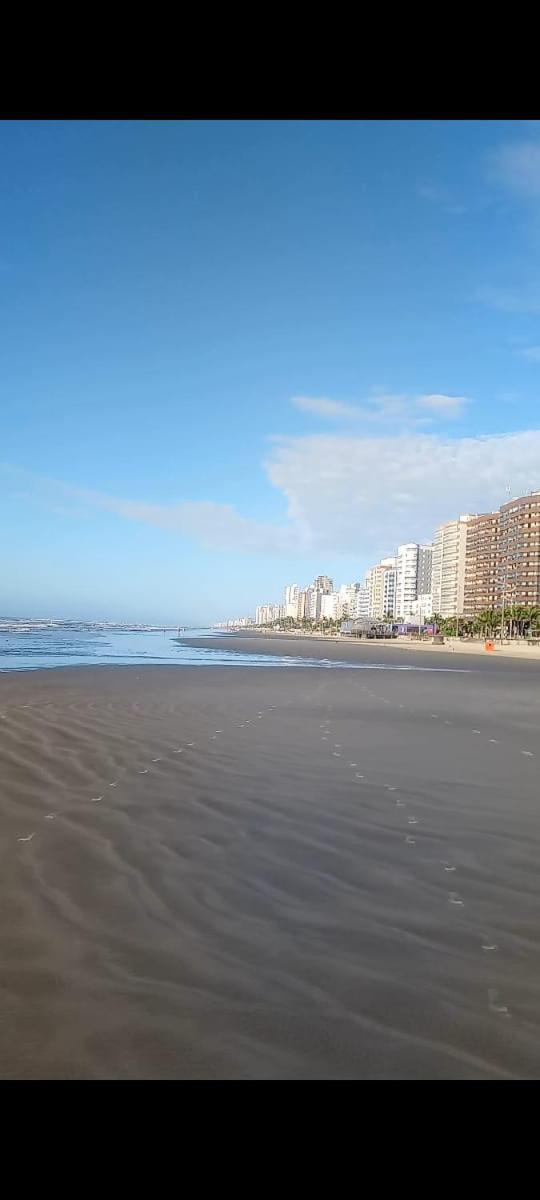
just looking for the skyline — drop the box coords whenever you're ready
[3,120,540,624]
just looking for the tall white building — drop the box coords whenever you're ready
[431,515,472,617]
[395,544,419,618]
[255,604,281,625]
[351,587,370,619]
[338,583,360,618]
[283,584,300,618]
[320,592,340,620]
[366,557,397,619]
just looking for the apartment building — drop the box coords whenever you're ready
[431,515,472,617]
[497,491,540,609]
[463,511,499,617]
[255,604,281,624]
[366,557,397,619]
[282,584,300,618]
[395,544,419,618]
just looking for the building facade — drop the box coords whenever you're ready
[313,575,333,594]
[283,584,300,619]
[395,543,419,618]
[366,557,397,619]
[496,491,540,609]
[463,512,499,617]
[431,515,472,617]
[417,544,433,596]
[255,604,281,625]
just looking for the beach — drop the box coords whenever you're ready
[1,657,540,1078]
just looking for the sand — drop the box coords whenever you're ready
[1,658,540,1079]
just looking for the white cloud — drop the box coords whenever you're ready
[291,396,359,418]
[265,429,540,557]
[417,393,467,416]
[5,427,540,563]
[291,392,468,423]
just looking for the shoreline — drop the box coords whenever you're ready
[218,628,540,662]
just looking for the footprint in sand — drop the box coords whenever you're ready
[109,782,118,787]
[405,836,416,845]
[449,892,464,906]
[488,988,510,1016]
[152,757,162,762]
[137,769,149,775]
[90,796,103,803]
[18,833,35,842]
[45,813,58,820]
[482,942,498,952]
[355,773,364,779]
[407,817,418,825]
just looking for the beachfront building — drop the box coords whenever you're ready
[366,557,397,619]
[255,604,281,625]
[283,584,301,619]
[395,544,419,618]
[463,511,499,618]
[351,586,370,619]
[313,575,333,594]
[320,592,340,620]
[496,491,540,610]
[338,583,361,618]
[417,543,433,596]
[431,515,472,617]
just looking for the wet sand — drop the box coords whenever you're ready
[1,661,539,1079]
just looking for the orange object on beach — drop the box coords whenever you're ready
[485,640,495,652]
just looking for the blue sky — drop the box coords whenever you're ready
[2,119,540,623]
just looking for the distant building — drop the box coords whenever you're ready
[351,586,370,619]
[366,557,397,619]
[417,544,433,596]
[283,584,300,619]
[395,544,419,618]
[463,511,499,618]
[255,604,281,625]
[463,491,540,617]
[431,515,473,617]
[338,583,360,618]
[313,575,333,594]
[320,592,340,620]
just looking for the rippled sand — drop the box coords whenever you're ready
[1,663,539,1078]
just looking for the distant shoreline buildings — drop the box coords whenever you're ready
[215,488,540,630]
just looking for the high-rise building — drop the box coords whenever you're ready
[320,592,340,620]
[338,583,360,618]
[313,575,333,594]
[431,515,473,617]
[417,544,433,596]
[463,512,499,618]
[395,544,419,618]
[283,584,300,618]
[255,604,281,625]
[351,587,370,619]
[496,491,540,610]
[366,557,397,619]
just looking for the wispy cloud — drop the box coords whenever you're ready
[5,425,540,563]
[291,392,468,423]
[488,140,540,198]
[291,396,359,419]
[417,393,467,416]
